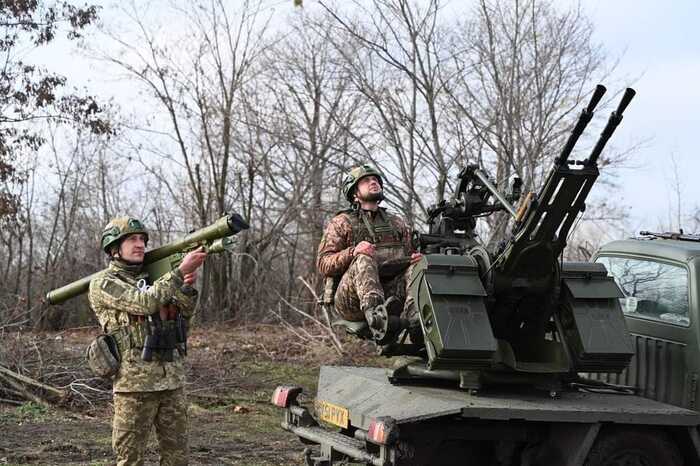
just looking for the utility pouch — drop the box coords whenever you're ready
[86,334,121,378]
[142,315,158,362]
[176,313,188,356]
[161,321,177,362]
[322,276,339,306]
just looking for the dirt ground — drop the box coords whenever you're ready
[0,324,387,466]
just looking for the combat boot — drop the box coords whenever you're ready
[364,297,409,345]
[408,324,424,346]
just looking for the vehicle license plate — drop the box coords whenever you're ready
[316,399,349,428]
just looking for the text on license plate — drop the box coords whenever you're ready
[315,399,349,428]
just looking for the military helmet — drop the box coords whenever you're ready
[342,164,384,203]
[100,216,149,253]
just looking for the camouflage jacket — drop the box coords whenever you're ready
[88,259,198,393]
[317,208,413,277]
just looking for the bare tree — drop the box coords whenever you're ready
[446,0,621,247]
[95,0,275,319]
[319,0,461,226]
[253,11,368,307]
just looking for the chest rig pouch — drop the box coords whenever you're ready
[352,208,407,277]
[86,334,121,378]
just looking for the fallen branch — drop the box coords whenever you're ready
[0,364,66,403]
[0,397,23,406]
[269,299,344,356]
[0,371,51,406]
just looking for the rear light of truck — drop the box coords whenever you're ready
[271,385,303,408]
[367,417,398,445]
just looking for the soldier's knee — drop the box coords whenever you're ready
[351,253,377,268]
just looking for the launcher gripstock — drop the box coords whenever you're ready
[45,212,250,305]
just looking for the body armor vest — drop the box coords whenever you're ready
[322,209,411,306]
[104,263,179,356]
[342,208,408,265]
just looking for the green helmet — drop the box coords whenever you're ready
[342,164,384,203]
[100,216,149,254]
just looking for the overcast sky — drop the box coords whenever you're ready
[579,0,700,232]
[33,0,700,235]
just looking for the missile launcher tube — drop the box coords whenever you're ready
[45,213,249,305]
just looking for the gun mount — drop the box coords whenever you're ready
[393,85,637,392]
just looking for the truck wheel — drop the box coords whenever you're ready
[432,440,491,466]
[584,428,681,466]
[397,440,491,466]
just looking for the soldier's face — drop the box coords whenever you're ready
[118,234,147,263]
[355,175,383,202]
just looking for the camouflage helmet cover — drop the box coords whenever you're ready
[100,216,149,253]
[342,164,384,203]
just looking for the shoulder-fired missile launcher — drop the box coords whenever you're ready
[45,212,249,305]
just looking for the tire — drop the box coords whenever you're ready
[396,440,491,466]
[431,440,492,466]
[584,428,682,466]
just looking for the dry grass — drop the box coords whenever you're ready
[0,323,390,465]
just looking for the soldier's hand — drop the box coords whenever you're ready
[354,241,375,257]
[184,272,197,285]
[179,247,207,276]
[410,252,423,264]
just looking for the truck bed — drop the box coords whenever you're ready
[318,366,700,429]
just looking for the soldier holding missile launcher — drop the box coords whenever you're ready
[88,216,205,466]
[62,212,249,466]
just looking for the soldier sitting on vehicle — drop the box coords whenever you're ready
[317,164,422,344]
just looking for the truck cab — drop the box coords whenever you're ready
[594,235,700,410]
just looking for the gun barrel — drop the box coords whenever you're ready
[587,87,636,165]
[557,84,607,165]
[473,169,518,218]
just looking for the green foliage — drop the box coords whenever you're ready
[16,401,48,419]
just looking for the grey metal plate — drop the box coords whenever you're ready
[598,239,700,264]
[426,271,487,296]
[564,279,625,299]
[316,366,700,430]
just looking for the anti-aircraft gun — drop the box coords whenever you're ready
[271,85,700,466]
[389,85,638,392]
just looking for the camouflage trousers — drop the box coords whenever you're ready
[113,388,188,466]
[335,254,417,324]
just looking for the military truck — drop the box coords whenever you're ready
[271,86,700,466]
[593,231,700,411]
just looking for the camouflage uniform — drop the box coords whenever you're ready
[317,207,416,322]
[89,259,197,466]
